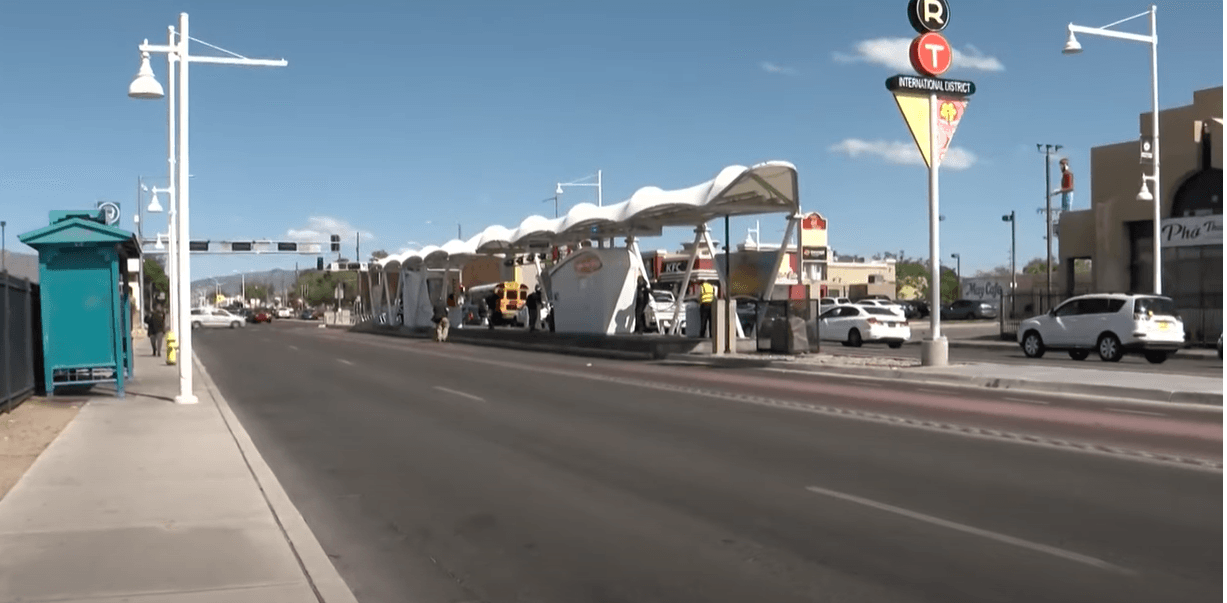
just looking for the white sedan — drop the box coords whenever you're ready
[645,290,686,332]
[818,305,911,348]
[189,307,246,329]
[854,298,907,317]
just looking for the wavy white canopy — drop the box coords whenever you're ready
[386,161,799,269]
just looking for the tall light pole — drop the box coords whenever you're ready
[129,12,288,405]
[1064,6,1161,294]
[556,170,603,207]
[950,252,961,289]
[1,221,6,274]
[1037,143,1062,304]
[540,194,560,218]
[1002,211,1017,293]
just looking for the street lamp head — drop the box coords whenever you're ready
[1136,179,1154,202]
[555,183,564,196]
[1062,28,1083,54]
[128,49,165,99]
[147,191,164,213]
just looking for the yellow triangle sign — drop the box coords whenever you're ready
[893,93,969,169]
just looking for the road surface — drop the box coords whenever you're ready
[195,321,1222,603]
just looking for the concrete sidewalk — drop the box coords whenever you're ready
[0,346,358,602]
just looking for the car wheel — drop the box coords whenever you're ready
[888,342,903,349]
[191,321,202,330]
[1097,333,1124,362]
[1068,350,1089,361]
[848,329,863,348]
[1021,331,1045,358]
[230,321,241,329]
[1143,350,1168,364]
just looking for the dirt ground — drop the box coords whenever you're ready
[0,398,82,500]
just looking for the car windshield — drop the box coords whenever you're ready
[1134,296,1178,317]
[651,291,674,302]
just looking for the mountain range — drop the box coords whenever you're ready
[190,268,305,298]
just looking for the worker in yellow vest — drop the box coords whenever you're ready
[699,280,716,337]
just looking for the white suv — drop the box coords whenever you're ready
[1017,293,1184,364]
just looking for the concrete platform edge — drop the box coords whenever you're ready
[765,361,1224,407]
[193,355,361,603]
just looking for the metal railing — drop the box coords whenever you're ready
[2,273,38,412]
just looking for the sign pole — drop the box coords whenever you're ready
[922,91,948,366]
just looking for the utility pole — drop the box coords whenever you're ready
[356,232,360,263]
[1037,143,1062,307]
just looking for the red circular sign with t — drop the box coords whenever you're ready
[909,32,953,77]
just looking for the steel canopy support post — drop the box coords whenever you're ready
[668,226,705,335]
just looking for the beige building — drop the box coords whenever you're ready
[1059,86,1222,342]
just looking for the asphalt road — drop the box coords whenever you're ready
[195,322,1222,603]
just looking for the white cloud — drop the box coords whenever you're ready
[286,216,375,242]
[828,138,978,171]
[832,37,1004,72]
[760,61,798,76]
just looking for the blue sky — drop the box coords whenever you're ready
[1,0,1222,280]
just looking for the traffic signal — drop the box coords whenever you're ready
[330,234,341,252]
[317,257,324,271]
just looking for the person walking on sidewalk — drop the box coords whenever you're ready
[526,285,543,332]
[432,302,450,342]
[145,306,166,356]
[634,276,651,334]
[699,280,715,337]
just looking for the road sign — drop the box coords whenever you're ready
[96,201,121,226]
[893,93,969,169]
[1140,136,1155,164]
[886,75,974,96]
[908,0,950,33]
[909,32,953,77]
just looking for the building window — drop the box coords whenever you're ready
[1128,221,1154,294]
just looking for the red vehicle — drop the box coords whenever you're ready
[248,309,273,324]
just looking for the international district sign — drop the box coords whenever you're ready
[893,94,969,169]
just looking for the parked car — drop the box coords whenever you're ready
[819,296,853,315]
[645,290,686,333]
[817,305,911,348]
[855,298,907,317]
[276,307,293,319]
[1017,293,1184,364]
[895,299,930,319]
[189,307,245,329]
[941,299,998,320]
[248,309,273,324]
[300,309,316,320]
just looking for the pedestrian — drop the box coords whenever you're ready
[145,306,166,356]
[432,302,450,342]
[699,279,715,337]
[486,291,501,330]
[634,276,651,334]
[526,285,542,332]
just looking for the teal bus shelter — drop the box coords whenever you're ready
[18,210,139,397]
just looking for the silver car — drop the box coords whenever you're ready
[189,307,246,329]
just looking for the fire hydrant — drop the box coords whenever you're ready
[165,330,178,366]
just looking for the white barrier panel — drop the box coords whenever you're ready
[400,270,442,329]
[549,248,637,335]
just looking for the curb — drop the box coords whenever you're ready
[357,325,684,361]
[194,355,360,603]
[760,360,1224,406]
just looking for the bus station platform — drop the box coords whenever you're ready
[351,321,706,360]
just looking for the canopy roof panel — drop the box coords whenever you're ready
[396,161,799,267]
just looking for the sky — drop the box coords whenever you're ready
[0,0,1223,282]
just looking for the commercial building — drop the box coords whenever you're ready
[1059,86,1222,343]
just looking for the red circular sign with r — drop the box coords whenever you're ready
[909,32,953,77]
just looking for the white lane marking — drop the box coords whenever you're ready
[288,345,300,351]
[1004,397,1049,405]
[337,359,354,366]
[804,486,1131,574]
[434,386,485,402]
[1107,408,1166,417]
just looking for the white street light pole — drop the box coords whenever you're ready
[556,170,603,207]
[1064,5,1161,294]
[130,12,287,405]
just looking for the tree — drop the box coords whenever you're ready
[143,258,169,307]
[895,260,960,304]
[975,264,1011,278]
[370,249,389,260]
[295,270,359,307]
[1022,257,1058,275]
[247,283,270,302]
